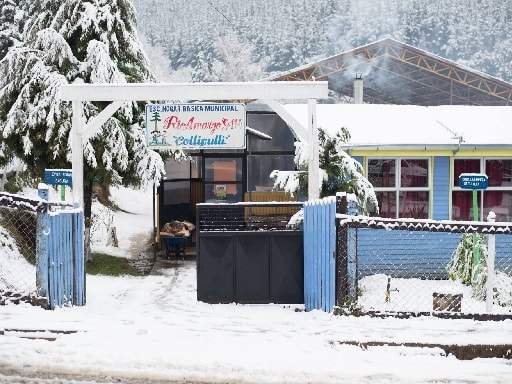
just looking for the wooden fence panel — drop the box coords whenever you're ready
[304,197,336,312]
[40,209,85,309]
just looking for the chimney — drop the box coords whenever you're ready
[354,73,363,104]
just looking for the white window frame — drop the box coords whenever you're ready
[452,157,512,221]
[367,157,431,219]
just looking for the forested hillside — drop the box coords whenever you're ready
[133,0,512,83]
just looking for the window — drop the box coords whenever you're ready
[245,113,296,195]
[367,158,430,219]
[452,158,512,222]
[204,158,243,202]
[247,155,295,192]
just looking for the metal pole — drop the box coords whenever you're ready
[486,211,496,312]
[472,189,480,272]
[36,184,49,298]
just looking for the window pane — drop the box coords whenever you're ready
[374,191,396,218]
[163,180,190,204]
[452,190,481,221]
[247,113,295,152]
[204,183,242,203]
[486,159,512,187]
[204,158,242,182]
[164,158,190,179]
[453,159,480,187]
[399,191,429,219]
[484,191,512,222]
[401,159,428,188]
[248,155,294,191]
[368,159,395,187]
[191,156,202,178]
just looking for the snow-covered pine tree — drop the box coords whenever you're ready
[0,0,23,60]
[0,0,176,261]
[211,32,269,82]
[191,51,218,82]
[272,127,378,214]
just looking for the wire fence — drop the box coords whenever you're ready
[0,190,81,308]
[0,206,38,304]
[337,215,512,316]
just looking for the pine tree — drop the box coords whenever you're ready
[272,127,378,214]
[0,0,173,261]
[211,33,268,82]
[0,0,23,61]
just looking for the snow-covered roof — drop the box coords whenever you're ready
[283,104,512,150]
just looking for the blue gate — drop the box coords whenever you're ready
[36,188,85,309]
[303,196,336,312]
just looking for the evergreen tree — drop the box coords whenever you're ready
[0,0,173,261]
[191,51,217,82]
[272,127,378,214]
[211,33,269,82]
[0,0,24,60]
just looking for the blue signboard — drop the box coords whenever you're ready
[459,173,488,190]
[44,169,72,187]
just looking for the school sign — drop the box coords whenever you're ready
[145,103,246,150]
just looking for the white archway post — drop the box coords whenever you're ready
[61,81,328,207]
[71,100,84,208]
[308,98,320,200]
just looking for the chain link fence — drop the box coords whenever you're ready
[338,216,512,316]
[0,205,37,304]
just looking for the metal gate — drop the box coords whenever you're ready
[196,202,303,304]
[36,187,85,309]
[39,208,85,309]
[303,197,336,312]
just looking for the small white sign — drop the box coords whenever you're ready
[145,103,246,149]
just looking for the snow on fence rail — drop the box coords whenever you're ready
[337,214,512,316]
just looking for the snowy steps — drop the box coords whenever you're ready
[0,328,78,341]
[330,340,512,360]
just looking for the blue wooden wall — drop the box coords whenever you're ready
[357,229,512,279]
[432,156,450,220]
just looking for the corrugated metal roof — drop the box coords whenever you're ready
[268,38,512,106]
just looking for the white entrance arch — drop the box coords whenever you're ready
[59,81,329,207]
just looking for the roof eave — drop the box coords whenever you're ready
[341,144,512,151]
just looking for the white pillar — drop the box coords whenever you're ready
[71,101,84,208]
[308,98,319,200]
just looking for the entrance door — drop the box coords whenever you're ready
[158,156,202,229]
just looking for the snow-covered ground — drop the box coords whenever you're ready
[1,187,512,383]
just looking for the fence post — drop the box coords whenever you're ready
[335,193,358,306]
[73,210,85,306]
[36,184,49,299]
[486,211,496,312]
[347,226,357,302]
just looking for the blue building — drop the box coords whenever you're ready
[272,38,512,222]
[284,103,512,222]
[160,38,512,227]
